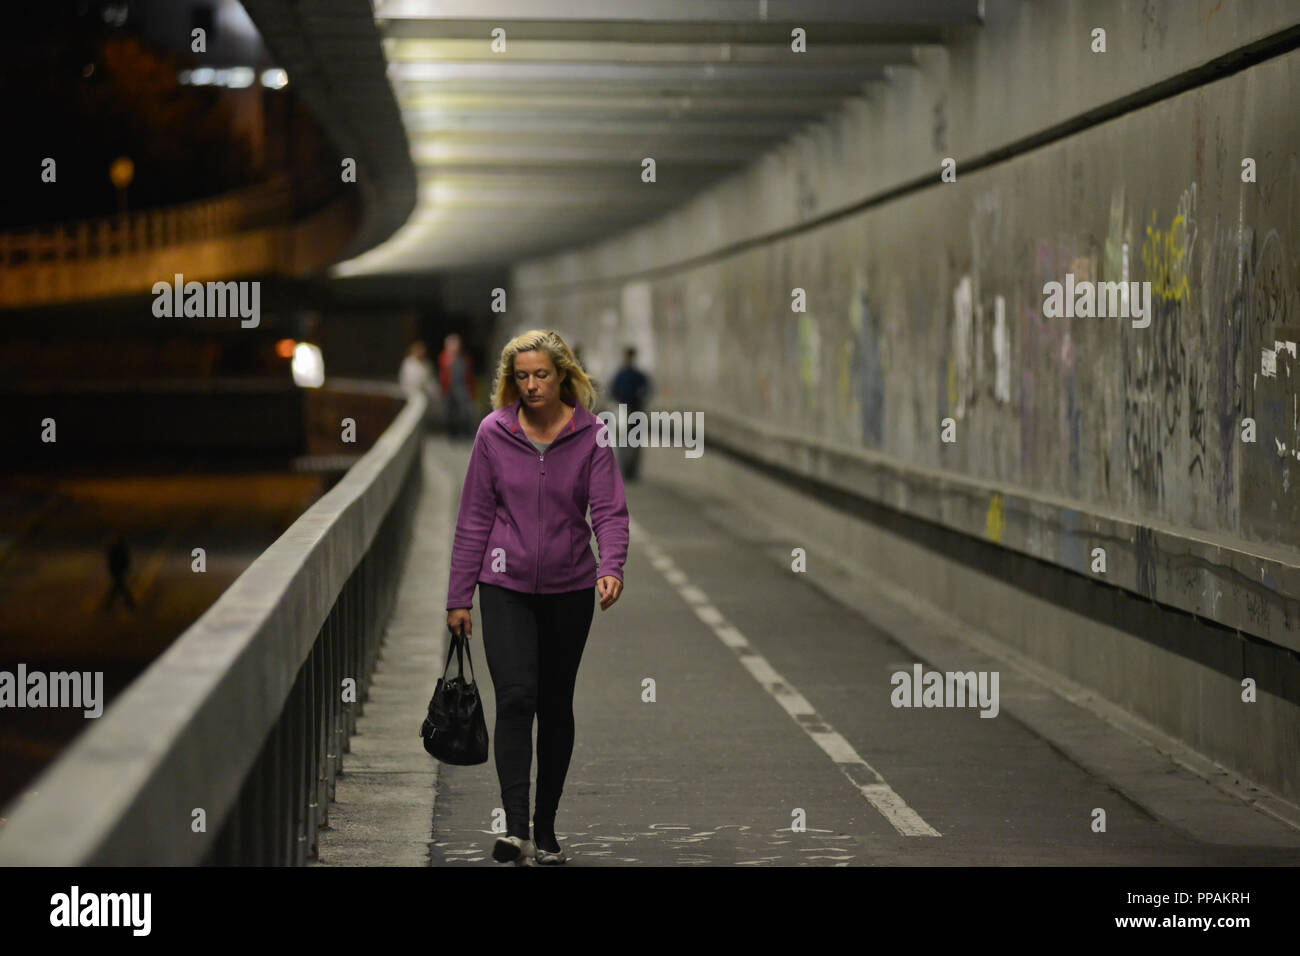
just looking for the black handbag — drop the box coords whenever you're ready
[419,629,489,765]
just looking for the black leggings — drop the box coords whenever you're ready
[477,582,595,838]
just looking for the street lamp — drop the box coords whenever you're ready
[109,156,134,217]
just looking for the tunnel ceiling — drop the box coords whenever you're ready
[325,0,984,275]
[240,0,418,265]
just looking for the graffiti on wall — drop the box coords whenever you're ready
[1140,182,1197,303]
[514,83,1300,555]
[1122,182,1199,509]
[842,271,885,447]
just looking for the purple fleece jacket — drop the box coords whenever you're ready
[445,397,629,610]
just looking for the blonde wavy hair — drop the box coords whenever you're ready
[491,329,596,410]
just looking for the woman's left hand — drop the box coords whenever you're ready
[596,575,623,610]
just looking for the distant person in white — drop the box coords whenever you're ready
[400,340,436,394]
[400,340,440,428]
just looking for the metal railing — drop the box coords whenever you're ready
[0,390,427,866]
[0,172,344,267]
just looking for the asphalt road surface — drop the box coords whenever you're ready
[420,447,1300,867]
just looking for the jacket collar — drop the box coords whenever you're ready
[494,396,592,447]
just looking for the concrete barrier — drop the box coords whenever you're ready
[0,392,426,864]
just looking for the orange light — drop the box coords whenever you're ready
[275,338,296,358]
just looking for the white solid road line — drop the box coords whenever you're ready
[629,517,941,838]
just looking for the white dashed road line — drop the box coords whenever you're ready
[629,517,940,837]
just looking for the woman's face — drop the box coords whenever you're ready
[513,349,566,410]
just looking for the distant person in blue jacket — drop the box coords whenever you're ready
[607,346,652,481]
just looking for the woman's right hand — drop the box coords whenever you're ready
[447,608,472,640]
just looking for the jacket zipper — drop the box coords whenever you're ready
[508,401,577,592]
[535,448,544,590]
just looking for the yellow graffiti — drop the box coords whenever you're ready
[1140,207,1193,303]
[985,493,1005,544]
[947,355,957,412]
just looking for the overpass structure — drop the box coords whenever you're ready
[0,0,1298,865]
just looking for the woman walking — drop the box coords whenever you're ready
[445,329,629,866]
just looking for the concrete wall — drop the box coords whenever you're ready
[509,0,1300,611]
[515,0,1300,280]
[505,1,1300,797]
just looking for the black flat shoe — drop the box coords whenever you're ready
[492,835,534,865]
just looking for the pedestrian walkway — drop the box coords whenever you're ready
[316,436,1300,866]
[311,438,462,866]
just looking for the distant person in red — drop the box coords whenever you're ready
[101,533,136,612]
[438,333,475,439]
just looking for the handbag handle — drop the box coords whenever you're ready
[444,627,479,684]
